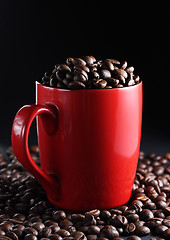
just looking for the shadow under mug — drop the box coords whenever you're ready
[12,81,143,211]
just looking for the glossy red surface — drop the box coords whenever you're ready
[12,81,143,211]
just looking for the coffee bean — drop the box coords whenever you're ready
[24,234,37,240]
[100,225,119,238]
[52,210,66,222]
[163,228,170,239]
[113,69,128,79]
[99,69,111,79]
[85,209,100,218]
[71,231,87,240]
[101,60,114,71]
[155,225,168,235]
[135,226,150,236]
[139,209,154,220]
[72,58,86,66]
[124,223,136,234]
[127,235,141,240]
[93,79,107,89]
[31,222,45,232]
[82,56,96,65]
[113,215,128,227]
[6,231,19,240]
[56,229,70,237]
[68,81,86,89]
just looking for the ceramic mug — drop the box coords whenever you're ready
[12,81,143,211]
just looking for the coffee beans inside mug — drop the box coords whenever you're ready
[0,146,169,239]
[40,56,141,89]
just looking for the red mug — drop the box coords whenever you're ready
[12,81,143,211]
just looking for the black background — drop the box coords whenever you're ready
[0,1,170,155]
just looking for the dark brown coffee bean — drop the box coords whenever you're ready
[127,235,141,240]
[24,234,37,240]
[124,223,136,234]
[154,166,164,176]
[59,219,73,228]
[155,225,168,235]
[156,200,167,210]
[113,69,128,79]
[100,225,119,238]
[82,56,96,65]
[139,209,154,220]
[52,210,66,222]
[163,228,170,239]
[107,59,120,65]
[56,229,70,237]
[100,210,111,220]
[85,209,100,218]
[93,79,107,89]
[145,218,162,229]
[6,231,19,240]
[0,223,13,232]
[163,219,170,227]
[99,69,111,79]
[24,227,38,236]
[101,60,114,71]
[135,226,150,236]
[87,235,97,240]
[126,214,139,222]
[83,215,96,226]
[113,215,128,227]
[107,78,119,87]
[71,231,87,240]
[68,81,86,89]
[72,58,86,66]
[87,226,100,235]
[31,222,45,232]
[49,233,62,240]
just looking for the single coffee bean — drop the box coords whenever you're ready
[135,226,150,236]
[155,225,168,235]
[139,209,154,220]
[52,210,66,222]
[82,56,96,65]
[85,209,100,218]
[101,60,114,71]
[71,231,87,240]
[113,69,128,79]
[6,231,19,240]
[127,235,141,240]
[24,234,37,240]
[72,58,86,66]
[93,79,107,89]
[68,81,86,89]
[99,69,111,79]
[100,225,119,238]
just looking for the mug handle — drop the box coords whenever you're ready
[12,104,59,200]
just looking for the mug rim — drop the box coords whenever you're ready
[36,81,142,92]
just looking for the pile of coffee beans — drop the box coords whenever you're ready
[40,56,141,89]
[0,147,169,240]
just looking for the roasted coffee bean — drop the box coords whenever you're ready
[72,58,86,66]
[85,209,100,218]
[56,229,70,237]
[107,78,119,87]
[113,215,128,227]
[52,210,66,221]
[139,209,154,220]
[93,79,107,89]
[113,69,128,79]
[24,227,38,236]
[135,226,150,236]
[24,234,37,240]
[5,231,18,240]
[124,223,136,234]
[99,69,111,79]
[163,228,170,239]
[82,56,96,65]
[68,81,86,89]
[127,235,141,240]
[101,60,114,71]
[154,225,168,235]
[100,225,119,238]
[71,231,86,240]
[126,213,139,222]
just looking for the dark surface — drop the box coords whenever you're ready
[0,1,170,153]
